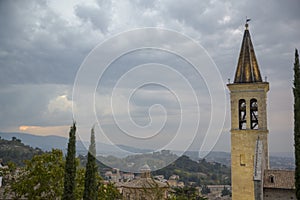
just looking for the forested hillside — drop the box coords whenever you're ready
[0,136,231,186]
[153,155,231,185]
[80,153,231,186]
[0,136,43,166]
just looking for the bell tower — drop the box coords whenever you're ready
[227,22,269,200]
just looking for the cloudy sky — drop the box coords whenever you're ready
[0,0,299,154]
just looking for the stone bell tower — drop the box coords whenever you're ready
[227,22,269,200]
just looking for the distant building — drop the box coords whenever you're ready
[227,21,295,200]
[104,168,121,182]
[207,185,231,193]
[263,170,295,200]
[154,175,164,181]
[122,172,135,182]
[167,175,183,187]
[167,179,176,187]
[169,175,179,180]
[121,164,169,200]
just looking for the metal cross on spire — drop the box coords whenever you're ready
[245,17,251,29]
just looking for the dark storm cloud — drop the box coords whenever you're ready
[0,0,298,152]
[74,1,112,33]
[0,0,100,85]
[161,0,226,34]
[0,0,299,86]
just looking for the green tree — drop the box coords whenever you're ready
[63,122,77,200]
[201,185,210,195]
[75,167,86,200]
[6,149,65,199]
[294,48,300,199]
[221,186,231,197]
[98,182,121,200]
[170,186,205,200]
[6,161,16,173]
[1,161,16,188]
[4,149,86,200]
[83,128,98,200]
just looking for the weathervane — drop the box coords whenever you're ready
[245,17,251,29]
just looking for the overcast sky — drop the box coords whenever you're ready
[0,0,299,154]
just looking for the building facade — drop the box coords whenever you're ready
[263,170,295,200]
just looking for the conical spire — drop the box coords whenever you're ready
[234,22,262,83]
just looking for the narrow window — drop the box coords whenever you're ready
[240,154,246,166]
[269,175,275,183]
[250,99,258,129]
[239,99,246,129]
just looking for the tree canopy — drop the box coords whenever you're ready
[63,122,77,200]
[294,48,300,199]
[5,149,65,199]
[83,128,98,200]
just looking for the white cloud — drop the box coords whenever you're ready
[218,15,231,25]
[48,95,73,113]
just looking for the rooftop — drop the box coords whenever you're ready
[121,177,168,189]
[234,22,263,83]
[263,169,295,189]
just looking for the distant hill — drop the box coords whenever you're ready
[0,132,149,157]
[184,150,295,170]
[0,132,69,152]
[0,132,295,169]
[79,151,231,186]
[183,151,231,164]
[0,137,43,166]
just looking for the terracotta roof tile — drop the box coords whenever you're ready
[122,177,168,189]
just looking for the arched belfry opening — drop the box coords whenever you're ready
[250,98,258,129]
[239,99,246,129]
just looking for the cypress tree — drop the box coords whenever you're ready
[294,49,300,199]
[63,122,77,200]
[83,128,98,200]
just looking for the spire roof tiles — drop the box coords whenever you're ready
[234,23,262,83]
